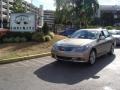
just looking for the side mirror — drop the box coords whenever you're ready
[100,36,105,40]
[98,36,105,41]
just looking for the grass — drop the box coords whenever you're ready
[0,35,66,60]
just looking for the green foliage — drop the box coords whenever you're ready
[11,0,26,13]
[2,32,33,41]
[48,32,55,38]
[86,25,101,28]
[14,37,21,43]
[42,22,49,35]
[20,37,27,42]
[106,26,113,30]
[32,33,45,42]
[3,38,14,43]
[1,31,54,43]
[55,0,99,27]
[115,26,120,30]
[2,37,27,43]
[44,35,52,42]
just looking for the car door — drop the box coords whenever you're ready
[103,30,113,52]
[95,31,107,56]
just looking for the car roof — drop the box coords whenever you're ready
[79,28,107,32]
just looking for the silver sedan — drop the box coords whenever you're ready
[51,29,115,65]
[109,30,120,45]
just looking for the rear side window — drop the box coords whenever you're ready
[103,30,110,38]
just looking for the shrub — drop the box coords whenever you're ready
[42,22,49,35]
[3,38,9,43]
[14,37,21,43]
[3,32,33,41]
[2,37,13,43]
[114,26,120,30]
[106,26,113,30]
[48,32,55,38]
[44,35,52,42]
[8,37,15,43]
[32,33,45,42]
[2,37,27,43]
[20,37,27,42]
[86,25,100,28]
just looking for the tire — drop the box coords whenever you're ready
[108,45,114,55]
[89,50,96,65]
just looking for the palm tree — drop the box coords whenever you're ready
[54,0,99,27]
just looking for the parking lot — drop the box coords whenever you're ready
[0,48,120,90]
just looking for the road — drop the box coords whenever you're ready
[0,48,120,90]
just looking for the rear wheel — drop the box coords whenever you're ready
[89,51,96,65]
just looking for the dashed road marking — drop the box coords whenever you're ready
[104,86,115,90]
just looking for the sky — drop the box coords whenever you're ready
[25,0,120,10]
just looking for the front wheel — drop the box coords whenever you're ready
[108,45,114,55]
[89,51,96,65]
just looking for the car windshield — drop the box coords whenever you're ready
[109,30,120,35]
[71,30,97,39]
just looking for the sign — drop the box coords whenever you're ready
[10,13,36,32]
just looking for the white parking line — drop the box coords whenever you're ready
[104,86,115,90]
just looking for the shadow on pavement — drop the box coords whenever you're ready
[34,55,115,85]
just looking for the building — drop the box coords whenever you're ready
[95,3,120,25]
[0,0,13,28]
[22,1,44,27]
[0,0,43,28]
[96,5,120,18]
[44,10,55,27]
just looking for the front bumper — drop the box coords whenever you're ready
[51,49,90,62]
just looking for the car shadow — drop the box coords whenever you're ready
[34,55,115,85]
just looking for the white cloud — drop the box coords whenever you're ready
[25,0,118,10]
[24,0,56,10]
[98,0,117,5]
[25,0,31,3]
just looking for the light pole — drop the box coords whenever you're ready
[92,3,95,18]
[30,0,33,12]
[0,0,3,28]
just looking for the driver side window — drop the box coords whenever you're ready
[103,30,111,38]
[100,31,105,38]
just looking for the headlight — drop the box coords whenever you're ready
[52,44,57,50]
[73,45,90,52]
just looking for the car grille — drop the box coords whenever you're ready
[57,56,82,61]
[58,46,74,51]
[57,56,72,60]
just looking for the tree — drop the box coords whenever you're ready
[54,0,99,27]
[11,0,26,13]
[54,0,73,25]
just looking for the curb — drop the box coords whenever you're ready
[0,52,51,64]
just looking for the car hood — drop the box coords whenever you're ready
[112,35,120,38]
[56,38,94,46]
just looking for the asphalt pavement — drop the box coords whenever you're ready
[0,48,120,90]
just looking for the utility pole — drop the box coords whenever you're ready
[0,0,3,28]
[7,0,9,28]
